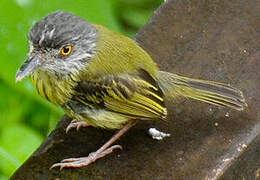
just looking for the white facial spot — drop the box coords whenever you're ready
[48,28,55,39]
[29,41,34,54]
[39,33,45,46]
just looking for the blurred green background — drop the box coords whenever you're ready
[0,0,163,178]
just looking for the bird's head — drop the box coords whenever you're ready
[16,11,98,82]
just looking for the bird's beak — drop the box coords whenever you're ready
[16,55,41,82]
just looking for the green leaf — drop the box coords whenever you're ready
[0,0,121,111]
[0,174,8,180]
[0,147,20,177]
[0,124,43,177]
[122,9,152,28]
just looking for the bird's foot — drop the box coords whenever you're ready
[50,145,122,170]
[66,120,90,133]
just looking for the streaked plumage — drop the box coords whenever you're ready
[16,11,247,169]
[28,13,246,129]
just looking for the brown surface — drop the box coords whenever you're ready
[11,0,260,179]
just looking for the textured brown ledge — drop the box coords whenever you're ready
[11,0,259,179]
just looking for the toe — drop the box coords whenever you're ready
[61,157,84,163]
[50,159,92,169]
[110,144,123,151]
[66,124,76,133]
[66,121,90,133]
[49,163,63,170]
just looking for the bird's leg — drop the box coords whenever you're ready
[66,119,90,133]
[50,120,137,170]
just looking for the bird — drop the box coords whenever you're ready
[16,11,247,169]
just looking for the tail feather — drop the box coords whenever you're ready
[157,71,247,111]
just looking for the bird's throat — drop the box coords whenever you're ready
[31,70,78,106]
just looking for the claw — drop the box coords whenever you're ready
[66,120,89,133]
[102,145,122,154]
[50,145,122,169]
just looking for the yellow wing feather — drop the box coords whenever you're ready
[76,74,167,122]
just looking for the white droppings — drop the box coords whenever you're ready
[148,128,171,140]
[225,112,230,117]
[214,122,219,127]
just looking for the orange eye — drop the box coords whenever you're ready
[60,45,72,56]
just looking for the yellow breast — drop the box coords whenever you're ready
[30,70,78,106]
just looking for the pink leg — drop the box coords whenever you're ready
[66,119,90,133]
[50,120,137,170]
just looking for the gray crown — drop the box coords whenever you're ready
[29,11,97,49]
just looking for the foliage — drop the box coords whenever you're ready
[0,0,162,178]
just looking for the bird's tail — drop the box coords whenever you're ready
[157,71,247,111]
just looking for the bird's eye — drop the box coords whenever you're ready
[60,45,72,56]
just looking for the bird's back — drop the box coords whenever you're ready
[81,24,160,81]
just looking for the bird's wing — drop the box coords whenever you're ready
[74,70,167,120]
